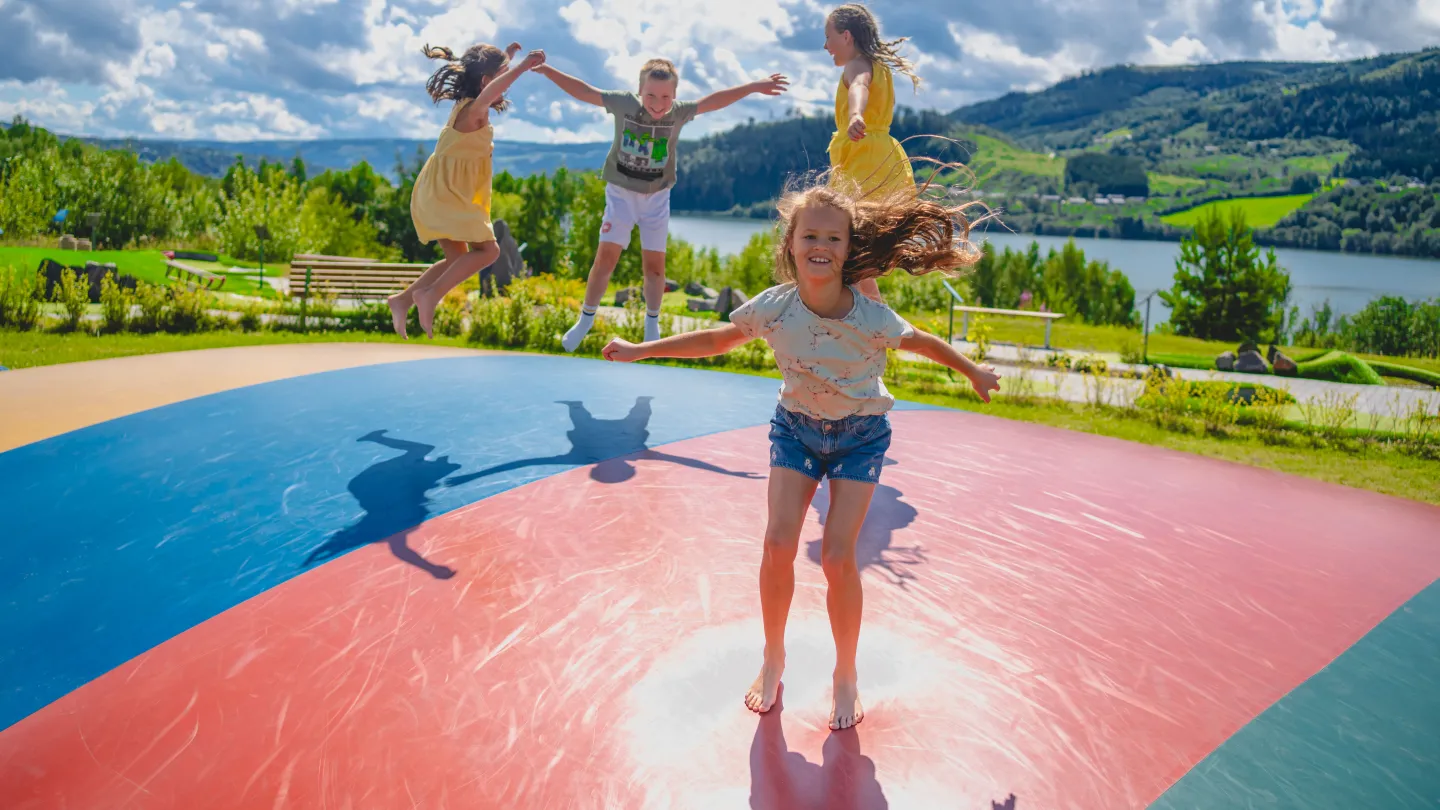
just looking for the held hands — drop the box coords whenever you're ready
[848,113,867,142]
[602,338,643,363]
[969,363,1001,403]
[751,73,790,96]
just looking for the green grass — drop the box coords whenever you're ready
[0,246,281,298]
[0,329,474,370]
[1296,350,1385,386]
[958,132,1064,185]
[4,330,1435,504]
[1147,173,1209,194]
[894,386,1440,506]
[1282,151,1350,175]
[1160,193,1317,228]
[1367,359,1440,389]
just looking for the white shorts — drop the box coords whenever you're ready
[599,184,670,253]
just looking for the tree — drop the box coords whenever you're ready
[1161,207,1291,342]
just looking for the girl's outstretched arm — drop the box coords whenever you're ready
[604,323,750,362]
[462,49,546,127]
[695,74,789,114]
[532,64,605,107]
[899,329,1002,402]
[842,59,873,141]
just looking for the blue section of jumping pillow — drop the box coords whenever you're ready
[0,354,934,730]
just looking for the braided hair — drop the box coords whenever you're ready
[423,43,511,110]
[828,3,922,92]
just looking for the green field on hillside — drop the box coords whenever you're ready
[1160,193,1316,228]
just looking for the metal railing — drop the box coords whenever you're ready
[942,280,964,343]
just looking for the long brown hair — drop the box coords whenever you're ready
[423,43,510,110]
[772,159,992,286]
[828,3,921,92]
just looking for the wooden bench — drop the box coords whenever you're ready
[953,305,1066,349]
[164,259,226,291]
[288,254,431,301]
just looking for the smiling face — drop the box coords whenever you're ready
[788,203,851,287]
[822,18,854,67]
[639,77,677,118]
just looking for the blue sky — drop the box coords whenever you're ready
[1,0,1434,143]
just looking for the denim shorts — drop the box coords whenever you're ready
[768,404,891,483]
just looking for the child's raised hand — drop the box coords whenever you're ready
[969,363,1001,403]
[520,49,546,70]
[753,73,790,96]
[505,42,522,58]
[602,338,642,363]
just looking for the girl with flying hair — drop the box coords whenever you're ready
[823,2,926,305]
[389,41,545,339]
[601,165,1001,730]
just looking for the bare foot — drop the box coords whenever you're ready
[386,293,411,339]
[829,673,864,730]
[744,652,784,713]
[413,285,439,339]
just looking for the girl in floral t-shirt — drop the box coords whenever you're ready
[602,172,1000,730]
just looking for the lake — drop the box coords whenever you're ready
[668,215,1440,325]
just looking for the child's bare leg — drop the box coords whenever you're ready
[388,241,465,338]
[640,249,666,342]
[745,467,818,714]
[820,477,876,729]
[562,242,623,352]
[414,241,499,338]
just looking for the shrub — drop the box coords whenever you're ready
[0,269,44,330]
[1295,350,1383,386]
[99,274,132,333]
[52,268,89,332]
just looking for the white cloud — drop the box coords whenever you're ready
[2,0,1435,144]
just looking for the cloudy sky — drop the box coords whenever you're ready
[1,0,1435,143]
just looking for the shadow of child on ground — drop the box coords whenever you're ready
[443,397,763,487]
[748,688,888,810]
[304,430,458,579]
[805,459,923,586]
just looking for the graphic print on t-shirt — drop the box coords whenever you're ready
[617,115,675,183]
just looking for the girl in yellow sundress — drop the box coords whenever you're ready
[389,42,545,339]
[823,3,924,304]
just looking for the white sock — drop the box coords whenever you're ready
[644,309,661,343]
[562,306,597,352]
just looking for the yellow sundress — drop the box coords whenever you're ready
[410,98,496,245]
[828,60,915,199]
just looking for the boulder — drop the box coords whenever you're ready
[613,286,640,307]
[1272,350,1298,376]
[664,279,679,292]
[1234,350,1269,373]
[1215,351,1236,371]
[686,298,716,312]
[481,219,528,296]
[715,287,749,321]
[684,281,706,295]
[58,234,77,251]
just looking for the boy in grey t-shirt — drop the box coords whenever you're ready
[533,58,788,348]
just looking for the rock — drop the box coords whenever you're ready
[1234,350,1269,373]
[481,219,529,296]
[715,287,749,321]
[701,286,719,299]
[686,298,716,312]
[613,286,640,306]
[684,281,706,295]
[1216,351,1236,371]
[58,234,77,251]
[1272,350,1298,376]
[664,279,679,292]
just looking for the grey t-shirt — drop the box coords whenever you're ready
[600,90,699,194]
[730,283,915,420]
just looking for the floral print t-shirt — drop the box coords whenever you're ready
[729,283,914,421]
